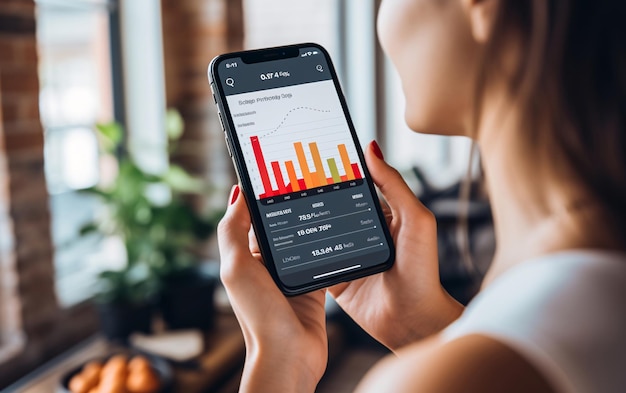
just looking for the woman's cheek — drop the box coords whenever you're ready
[376,0,397,56]
[378,0,421,60]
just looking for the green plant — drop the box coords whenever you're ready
[82,110,222,304]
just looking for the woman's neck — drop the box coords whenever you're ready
[476,107,619,287]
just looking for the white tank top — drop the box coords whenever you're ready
[442,250,626,393]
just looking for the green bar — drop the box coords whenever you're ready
[327,158,341,183]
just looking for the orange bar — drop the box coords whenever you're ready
[309,142,328,186]
[285,161,300,192]
[338,144,355,180]
[294,142,315,188]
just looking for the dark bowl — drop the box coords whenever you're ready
[58,352,173,393]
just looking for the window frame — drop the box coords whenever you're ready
[36,0,127,307]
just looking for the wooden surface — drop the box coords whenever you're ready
[11,313,245,393]
[174,315,245,392]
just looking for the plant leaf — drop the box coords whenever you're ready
[166,109,184,141]
[163,165,205,193]
[96,122,123,153]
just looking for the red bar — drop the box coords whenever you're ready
[298,179,306,189]
[251,136,275,197]
[351,163,362,179]
[341,175,348,182]
[271,161,288,195]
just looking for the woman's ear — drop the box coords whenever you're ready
[462,0,499,43]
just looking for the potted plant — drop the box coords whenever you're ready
[93,266,159,342]
[82,110,222,340]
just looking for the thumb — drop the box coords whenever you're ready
[365,141,429,220]
[217,185,253,263]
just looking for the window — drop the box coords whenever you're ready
[36,0,125,306]
[243,0,339,55]
[0,0,169,383]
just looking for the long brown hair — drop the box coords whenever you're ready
[476,1,626,238]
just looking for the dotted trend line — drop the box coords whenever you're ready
[243,106,332,142]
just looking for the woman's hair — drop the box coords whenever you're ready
[476,0,626,234]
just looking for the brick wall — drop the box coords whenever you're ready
[0,59,24,361]
[0,0,97,387]
[161,0,244,207]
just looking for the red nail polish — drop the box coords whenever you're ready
[371,140,384,160]
[230,185,240,205]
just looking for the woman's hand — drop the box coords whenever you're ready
[218,185,327,393]
[328,141,463,352]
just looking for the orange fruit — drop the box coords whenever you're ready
[101,355,128,380]
[127,356,151,373]
[81,367,101,388]
[126,368,160,393]
[99,374,127,393]
[69,374,88,393]
[83,361,103,375]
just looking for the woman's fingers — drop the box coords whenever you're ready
[365,141,431,221]
[218,186,250,256]
[248,226,261,255]
[217,185,263,287]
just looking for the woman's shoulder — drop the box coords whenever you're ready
[441,249,626,393]
[356,333,554,393]
[445,249,626,342]
[357,250,626,393]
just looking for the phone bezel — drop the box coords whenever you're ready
[208,43,395,295]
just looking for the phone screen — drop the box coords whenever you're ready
[210,44,393,293]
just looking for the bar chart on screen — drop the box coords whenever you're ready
[250,136,362,198]
[226,80,364,200]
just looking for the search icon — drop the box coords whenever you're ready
[316,65,323,72]
[225,77,235,87]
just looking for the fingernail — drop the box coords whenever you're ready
[229,185,240,205]
[371,140,384,160]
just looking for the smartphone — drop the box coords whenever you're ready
[208,43,394,295]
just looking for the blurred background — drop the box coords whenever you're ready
[0,0,494,392]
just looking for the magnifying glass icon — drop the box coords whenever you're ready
[225,77,235,87]
[316,65,323,72]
